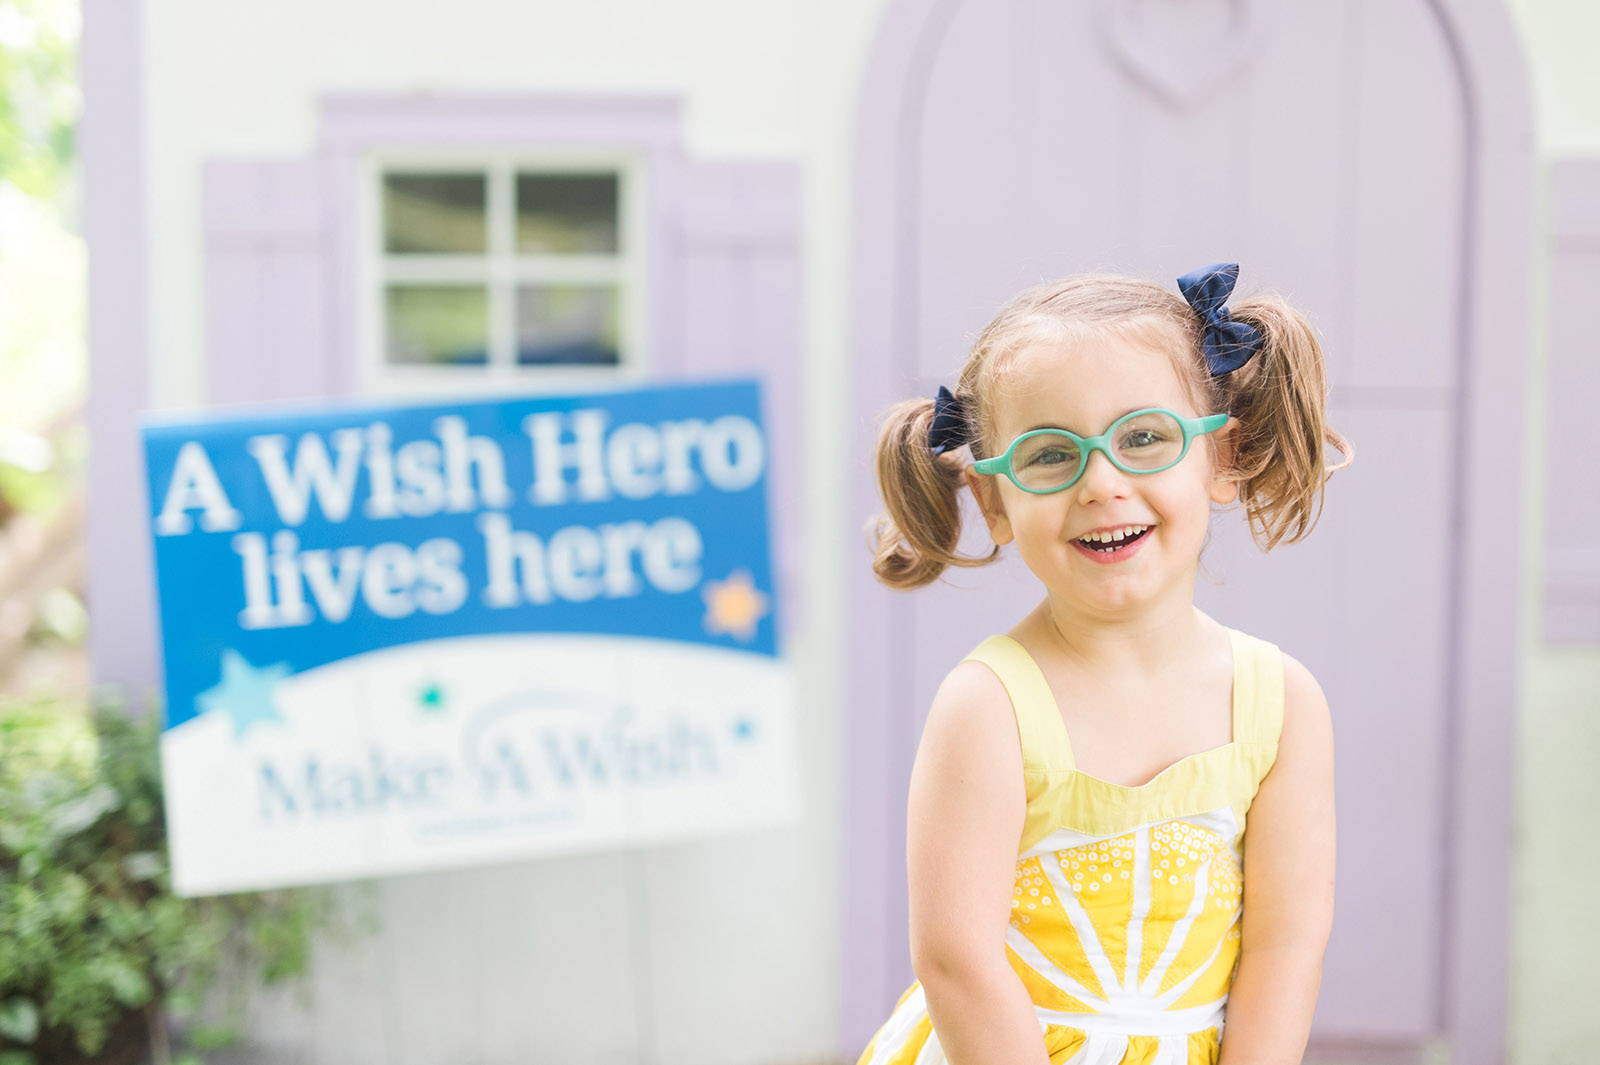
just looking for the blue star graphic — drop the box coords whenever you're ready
[196,649,291,738]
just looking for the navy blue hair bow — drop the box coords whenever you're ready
[1176,262,1263,376]
[928,385,970,455]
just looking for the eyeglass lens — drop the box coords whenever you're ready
[1010,411,1186,490]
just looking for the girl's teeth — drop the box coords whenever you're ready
[1079,524,1147,545]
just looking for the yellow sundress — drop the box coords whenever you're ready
[857,626,1284,1065]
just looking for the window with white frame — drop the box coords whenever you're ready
[369,156,641,378]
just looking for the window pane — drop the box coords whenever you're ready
[386,285,489,366]
[515,173,619,254]
[516,284,620,365]
[384,173,487,254]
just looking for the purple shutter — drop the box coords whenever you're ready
[203,159,340,404]
[664,160,804,627]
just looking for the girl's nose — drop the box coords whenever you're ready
[1072,448,1129,503]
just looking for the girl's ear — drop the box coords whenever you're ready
[1209,417,1242,505]
[965,468,1014,546]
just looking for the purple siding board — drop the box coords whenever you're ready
[1543,159,1600,643]
[845,0,1531,1060]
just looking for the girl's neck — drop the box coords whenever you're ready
[1030,594,1215,681]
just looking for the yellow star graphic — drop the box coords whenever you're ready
[701,570,771,642]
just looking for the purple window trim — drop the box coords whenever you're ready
[314,94,688,398]
[1544,158,1600,644]
[83,0,161,696]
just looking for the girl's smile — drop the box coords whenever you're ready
[1069,522,1154,562]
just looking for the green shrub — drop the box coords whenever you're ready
[0,689,359,1065]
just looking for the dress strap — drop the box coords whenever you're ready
[962,636,1075,771]
[1227,627,1285,747]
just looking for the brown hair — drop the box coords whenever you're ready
[868,273,1353,589]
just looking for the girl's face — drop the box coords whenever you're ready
[965,328,1239,621]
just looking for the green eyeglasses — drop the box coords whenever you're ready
[972,408,1229,494]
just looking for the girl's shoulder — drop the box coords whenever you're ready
[915,647,1037,772]
[934,651,1017,716]
[907,653,1029,826]
[926,650,1027,749]
[1276,646,1331,747]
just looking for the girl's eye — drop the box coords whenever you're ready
[1121,430,1165,450]
[1024,446,1076,467]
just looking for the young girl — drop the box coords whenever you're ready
[857,264,1347,1065]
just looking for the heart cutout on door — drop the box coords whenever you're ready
[1095,0,1269,107]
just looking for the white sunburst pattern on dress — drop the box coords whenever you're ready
[863,807,1247,1065]
[1006,807,1245,1033]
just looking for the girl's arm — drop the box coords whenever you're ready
[1218,652,1337,1065]
[906,660,1053,1065]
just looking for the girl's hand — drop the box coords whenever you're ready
[906,660,1053,1065]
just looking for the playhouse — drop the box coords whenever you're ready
[82,0,1600,1061]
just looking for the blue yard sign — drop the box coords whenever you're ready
[141,379,797,896]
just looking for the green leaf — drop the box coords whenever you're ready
[101,957,152,1007]
[0,1050,38,1065]
[0,997,39,1043]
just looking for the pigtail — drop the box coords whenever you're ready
[1217,295,1354,551]
[869,397,998,589]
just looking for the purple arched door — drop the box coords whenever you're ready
[844,1,1532,1062]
